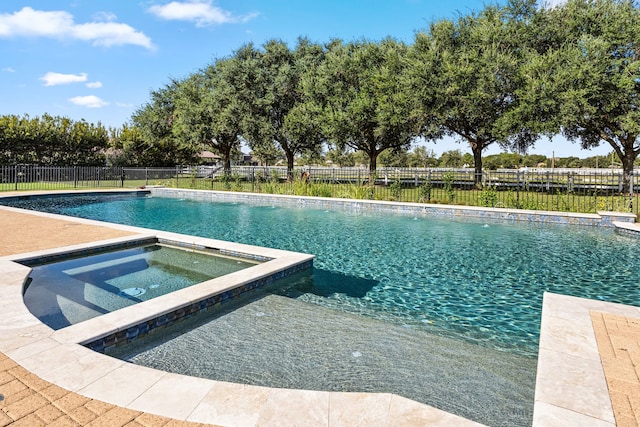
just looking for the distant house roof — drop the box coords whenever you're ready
[199,151,221,159]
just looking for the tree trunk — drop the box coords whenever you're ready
[222,145,232,175]
[472,145,483,185]
[368,151,378,185]
[620,151,637,194]
[285,148,295,181]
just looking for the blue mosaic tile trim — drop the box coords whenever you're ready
[157,238,272,263]
[0,190,150,204]
[219,248,271,262]
[616,227,640,237]
[157,238,209,252]
[598,212,636,226]
[150,188,634,228]
[86,258,313,354]
[17,237,157,267]
[158,238,273,262]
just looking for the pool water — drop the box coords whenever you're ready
[7,193,640,426]
[23,243,257,329]
[109,289,536,427]
[12,193,640,355]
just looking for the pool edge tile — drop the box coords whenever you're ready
[533,293,617,426]
[127,372,216,420]
[532,401,615,427]
[387,394,487,427]
[188,382,270,427]
[256,388,330,427]
[78,362,168,407]
[328,392,393,427]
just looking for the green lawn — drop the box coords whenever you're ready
[0,176,635,215]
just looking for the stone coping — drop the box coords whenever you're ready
[534,292,640,426]
[612,220,640,236]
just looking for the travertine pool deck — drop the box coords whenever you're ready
[1,193,639,426]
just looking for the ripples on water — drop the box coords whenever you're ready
[16,194,640,356]
[8,193,640,426]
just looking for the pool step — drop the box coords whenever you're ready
[110,293,535,427]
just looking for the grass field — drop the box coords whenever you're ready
[154,174,637,214]
[0,173,636,215]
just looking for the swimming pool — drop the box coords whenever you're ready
[22,241,259,329]
[9,192,640,354]
[6,191,640,426]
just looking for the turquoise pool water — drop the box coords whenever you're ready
[109,289,536,427]
[9,193,640,356]
[22,243,256,329]
[6,193,640,426]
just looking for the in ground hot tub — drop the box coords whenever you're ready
[21,240,261,329]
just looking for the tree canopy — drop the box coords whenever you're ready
[0,114,108,166]
[410,0,540,182]
[131,81,199,166]
[2,0,640,192]
[541,0,640,190]
[242,38,326,177]
[309,38,421,181]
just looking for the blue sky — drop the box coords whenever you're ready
[0,0,610,158]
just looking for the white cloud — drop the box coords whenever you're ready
[69,95,109,108]
[148,1,258,27]
[86,81,103,88]
[71,22,154,48]
[116,102,135,108]
[92,11,118,22]
[0,7,153,49]
[40,72,87,86]
[2,67,15,72]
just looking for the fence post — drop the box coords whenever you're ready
[145,168,149,186]
[175,166,179,188]
[546,171,550,192]
[567,172,574,193]
[251,167,254,193]
[516,170,521,208]
[618,172,623,193]
[630,171,634,213]
[74,166,78,188]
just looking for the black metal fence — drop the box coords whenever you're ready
[0,165,637,215]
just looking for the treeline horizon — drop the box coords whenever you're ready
[1,0,638,186]
[0,112,622,170]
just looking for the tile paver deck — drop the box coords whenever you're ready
[592,312,640,427]
[0,209,136,257]
[0,206,217,427]
[2,194,640,426]
[0,351,215,427]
